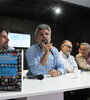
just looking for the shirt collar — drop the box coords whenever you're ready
[60,51,69,58]
[37,43,45,54]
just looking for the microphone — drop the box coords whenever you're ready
[24,75,44,80]
[45,41,53,55]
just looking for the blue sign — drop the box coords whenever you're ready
[0,65,17,76]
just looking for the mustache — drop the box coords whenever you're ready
[42,39,50,44]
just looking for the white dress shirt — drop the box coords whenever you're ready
[60,51,78,72]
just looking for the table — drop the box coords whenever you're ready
[0,71,90,100]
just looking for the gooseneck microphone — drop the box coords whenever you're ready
[24,75,44,80]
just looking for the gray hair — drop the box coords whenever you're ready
[80,42,90,49]
[35,24,51,37]
[62,40,72,45]
[60,40,72,50]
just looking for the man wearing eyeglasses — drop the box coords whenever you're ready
[0,28,14,50]
[59,40,78,73]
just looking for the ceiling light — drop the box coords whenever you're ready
[53,7,62,14]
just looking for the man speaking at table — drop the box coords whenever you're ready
[26,24,66,77]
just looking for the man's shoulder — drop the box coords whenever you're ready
[52,46,58,52]
[75,53,82,58]
[69,54,74,58]
[51,47,59,56]
[26,44,38,51]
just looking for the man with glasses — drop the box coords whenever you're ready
[59,40,78,73]
[0,28,14,50]
[75,42,90,71]
[26,24,66,77]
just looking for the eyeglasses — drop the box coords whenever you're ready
[64,45,72,49]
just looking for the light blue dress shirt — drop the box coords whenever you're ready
[59,51,78,72]
[26,43,66,75]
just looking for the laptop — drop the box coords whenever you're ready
[0,49,23,91]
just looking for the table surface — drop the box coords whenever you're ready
[0,71,90,100]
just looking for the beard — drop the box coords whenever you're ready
[38,39,50,46]
[66,51,71,56]
[3,43,8,49]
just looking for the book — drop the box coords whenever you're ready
[0,49,23,91]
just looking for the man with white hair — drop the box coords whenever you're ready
[26,24,66,77]
[75,42,90,71]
